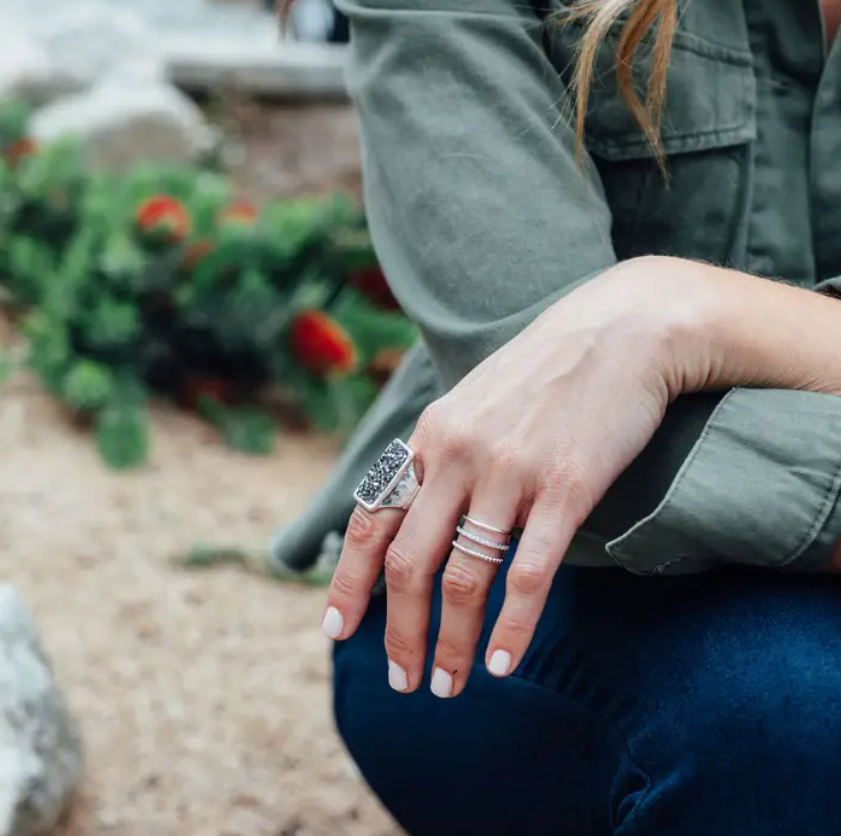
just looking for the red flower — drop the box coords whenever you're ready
[136,195,191,242]
[4,137,37,166]
[220,200,259,225]
[290,310,358,376]
[348,265,401,310]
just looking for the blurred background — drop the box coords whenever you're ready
[0,1,408,834]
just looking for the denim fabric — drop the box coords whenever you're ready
[334,556,841,834]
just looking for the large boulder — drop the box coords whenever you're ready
[31,76,216,171]
[0,1,163,105]
[0,585,82,836]
[0,31,69,106]
[37,3,163,91]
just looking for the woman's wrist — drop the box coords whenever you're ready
[616,256,841,398]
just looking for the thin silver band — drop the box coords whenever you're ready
[455,525,510,551]
[463,516,512,536]
[451,540,504,565]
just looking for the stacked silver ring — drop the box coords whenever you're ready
[451,516,513,566]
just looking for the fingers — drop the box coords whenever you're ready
[485,500,574,678]
[383,481,467,693]
[430,497,517,699]
[322,504,404,641]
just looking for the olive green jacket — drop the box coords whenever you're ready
[272,0,841,577]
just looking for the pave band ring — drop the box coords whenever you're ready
[455,525,511,552]
[354,439,421,512]
[451,540,505,565]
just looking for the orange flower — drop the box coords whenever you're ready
[136,195,191,242]
[4,137,37,166]
[220,200,259,225]
[290,310,358,376]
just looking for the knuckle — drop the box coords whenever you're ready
[435,417,472,461]
[441,563,485,606]
[435,634,469,664]
[498,615,533,641]
[329,569,360,602]
[384,542,417,592]
[489,440,521,476]
[384,624,414,658]
[414,402,445,443]
[345,506,379,549]
[413,401,473,467]
[508,561,552,597]
[539,459,593,522]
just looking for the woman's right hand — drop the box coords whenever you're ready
[322,256,721,696]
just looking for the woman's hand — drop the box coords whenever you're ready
[323,257,719,696]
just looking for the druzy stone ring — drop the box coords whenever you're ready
[353,439,421,512]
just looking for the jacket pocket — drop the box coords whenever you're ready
[562,29,757,264]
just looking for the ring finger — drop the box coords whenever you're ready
[430,490,519,698]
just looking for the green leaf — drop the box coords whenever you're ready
[7,235,56,301]
[95,403,150,470]
[0,100,32,142]
[62,360,115,411]
[99,231,147,282]
[332,292,417,361]
[82,296,141,350]
[205,405,277,455]
[178,543,249,568]
[24,311,70,382]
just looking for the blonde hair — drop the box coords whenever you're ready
[564,0,677,165]
[277,0,677,161]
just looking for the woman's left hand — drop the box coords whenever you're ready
[320,257,718,696]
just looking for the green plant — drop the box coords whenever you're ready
[0,102,416,469]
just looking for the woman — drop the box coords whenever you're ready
[275,0,841,832]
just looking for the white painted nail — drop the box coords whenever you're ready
[321,606,344,640]
[488,650,512,677]
[430,667,453,699]
[388,660,409,692]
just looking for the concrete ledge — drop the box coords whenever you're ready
[161,37,348,99]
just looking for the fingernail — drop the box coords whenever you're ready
[430,667,453,699]
[488,650,511,677]
[388,660,408,692]
[321,606,344,640]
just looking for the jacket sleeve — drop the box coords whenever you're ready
[335,0,841,575]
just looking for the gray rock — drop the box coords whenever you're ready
[0,30,72,106]
[37,3,164,91]
[0,585,82,836]
[31,77,216,171]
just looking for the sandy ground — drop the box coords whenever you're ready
[0,98,400,836]
[0,342,401,835]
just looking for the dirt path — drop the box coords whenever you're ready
[0,358,400,836]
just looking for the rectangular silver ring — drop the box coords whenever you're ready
[353,439,415,512]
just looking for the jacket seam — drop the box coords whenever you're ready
[779,426,841,567]
[588,124,754,159]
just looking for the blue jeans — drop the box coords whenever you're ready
[334,559,841,835]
